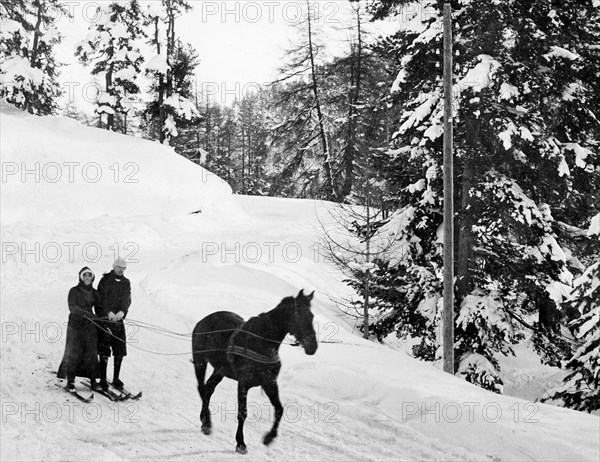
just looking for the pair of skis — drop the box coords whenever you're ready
[66,381,142,402]
[89,380,142,402]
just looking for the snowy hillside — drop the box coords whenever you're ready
[0,104,235,224]
[1,108,599,461]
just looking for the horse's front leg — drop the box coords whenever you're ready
[262,380,283,446]
[235,382,249,454]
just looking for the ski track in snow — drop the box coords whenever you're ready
[2,199,599,461]
[1,198,482,462]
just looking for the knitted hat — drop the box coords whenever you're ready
[113,257,127,269]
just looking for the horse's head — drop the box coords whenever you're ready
[290,289,318,355]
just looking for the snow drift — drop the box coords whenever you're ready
[0,103,235,225]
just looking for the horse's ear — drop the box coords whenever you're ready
[307,290,315,301]
[298,289,305,298]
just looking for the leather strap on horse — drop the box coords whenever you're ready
[226,327,280,365]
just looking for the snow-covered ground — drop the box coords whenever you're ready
[1,105,599,461]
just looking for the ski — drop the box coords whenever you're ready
[66,387,94,403]
[96,387,129,401]
[109,382,142,400]
[84,380,129,401]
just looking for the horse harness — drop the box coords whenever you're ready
[226,323,281,366]
[225,299,302,366]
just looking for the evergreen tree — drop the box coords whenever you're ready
[269,1,397,202]
[236,92,270,195]
[324,48,396,205]
[0,0,68,114]
[542,214,600,412]
[142,0,196,145]
[162,40,201,152]
[218,105,237,185]
[75,0,146,132]
[364,0,600,391]
[269,1,334,199]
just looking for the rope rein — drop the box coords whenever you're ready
[82,313,314,360]
[80,297,342,360]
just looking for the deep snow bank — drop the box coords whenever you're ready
[0,103,236,224]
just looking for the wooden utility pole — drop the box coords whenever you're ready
[442,2,455,374]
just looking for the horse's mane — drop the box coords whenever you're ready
[278,296,295,307]
[257,296,295,318]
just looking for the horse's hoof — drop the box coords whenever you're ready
[263,432,276,446]
[235,444,247,454]
[201,425,211,435]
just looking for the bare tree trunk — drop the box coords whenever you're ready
[306,0,334,200]
[341,6,363,200]
[247,128,252,188]
[205,97,211,152]
[227,124,232,183]
[363,162,372,339]
[29,3,42,67]
[154,16,166,143]
[26,1,44,114]
[216,125,221,167]
[163,0,176,145]
[363,269,370,339]
[105,61,114,131]
[241,124,246,193]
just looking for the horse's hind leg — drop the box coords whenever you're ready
[193,356,209,431]
[235,381,249,454]
[200,370,224,435]
[262,381,283,446]
[194,355,207,397]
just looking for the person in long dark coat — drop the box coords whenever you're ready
[57,267,101,390]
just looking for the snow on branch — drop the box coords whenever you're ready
[589,214,600,237]
[163,94,198,120]
[543,46,581,61]
[455,54,501,96]
[146,53,169,74]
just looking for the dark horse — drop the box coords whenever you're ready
[192,289,318,454]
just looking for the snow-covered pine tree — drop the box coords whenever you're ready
[161,40,200,153]
[142,0,197,145]
[542,213,600,412]
[0,0,68,115]
[75,0,146,132]
[365,0,600,391]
